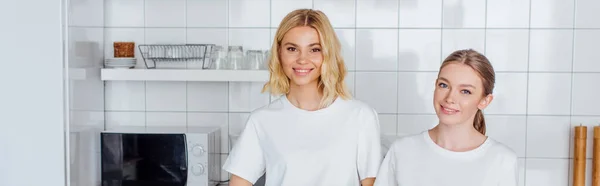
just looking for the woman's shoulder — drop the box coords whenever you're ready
[248,97,288,115]
[485,138,518,160]
[341,98,378,114]
[387,132,428,151]
[381,133,423,153]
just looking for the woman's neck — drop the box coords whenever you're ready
[428,122,487,152]
[287,82,322,111]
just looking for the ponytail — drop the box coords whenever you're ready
[473,109,486,135]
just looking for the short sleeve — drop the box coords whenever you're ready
[357,108,382,181]
[222,117,265,183]
[374,148,397,186]
[498,155,519,186]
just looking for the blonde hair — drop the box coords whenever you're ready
[262,9,351,108]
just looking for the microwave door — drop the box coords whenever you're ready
[102,133,124,177]
[101,133,188,186]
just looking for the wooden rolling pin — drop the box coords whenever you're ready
[593,126,600,186]
[574,125,587,186]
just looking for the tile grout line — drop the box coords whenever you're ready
[520,157,597,160]
[226,0,231,160]
[102,0,108,130]
[223,0,232,180]
[524,0,532,183]
[269,0,272,28]
[185,82,189,128]
[143,0,148,128]
[99,110,600,117]
[269,0,273,104]
[353,0,357,98]
[440,0,444,64]
[396,0,400,134]
[570,0,577,118]
[568,0,577,183]
[483,0,488,55]
[85,25,600,29]
[184,0,188,69]
[185,0,189,128]
[184,0,188,43]
[106,69,596,73]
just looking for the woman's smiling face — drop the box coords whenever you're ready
[278,26,324,87]
[433,62,493,126]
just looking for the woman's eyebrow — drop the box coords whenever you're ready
[437,77,476,89]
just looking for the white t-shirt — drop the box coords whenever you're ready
[223,96,382,186]
[374,131,518,186]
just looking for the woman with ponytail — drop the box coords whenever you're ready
[374,49,518,186]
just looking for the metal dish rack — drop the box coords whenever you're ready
[138,44,216,69]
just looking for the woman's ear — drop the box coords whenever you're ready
[477,94,493,110]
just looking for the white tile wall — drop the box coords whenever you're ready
[355,29,398,71]
[486,0,530,28]
[442,0,486,28]
[484,29,529,71]
[529,29,573,72]
[398,0,441,28]
[68,0,105,186]
[397,29,441,71]
[100,0,600,185]
[530,0,574,28]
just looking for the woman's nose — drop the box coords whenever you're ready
[444,91,455,104]
[296,52,309,64]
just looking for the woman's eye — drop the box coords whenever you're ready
[286,47,296,52]
[438,83,447,88]
[311,48,321,52]
[461,90,472,94]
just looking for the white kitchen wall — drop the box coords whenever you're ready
[102,0,600,185]
[68,0,105,185]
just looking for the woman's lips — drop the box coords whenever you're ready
[293,68,313,76]
[440,105,459,115]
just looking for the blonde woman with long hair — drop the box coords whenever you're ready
[223,9,382,186]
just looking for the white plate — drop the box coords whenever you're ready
[107,66,134,69]
[104,64,135,67]
[105,62,136,65]
[105,61,136,64]
[105,58,136,62]
[105,57,135,59]
[106,63,135,66]
[105,65,135,68]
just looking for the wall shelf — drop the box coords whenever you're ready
[101,69,269,82]
[69,68,99,80]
